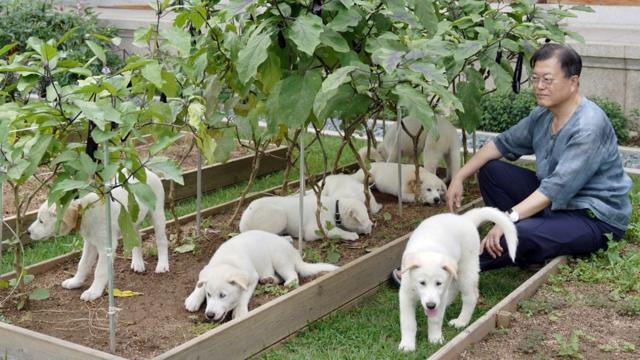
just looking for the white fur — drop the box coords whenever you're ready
[359,115,461,181]
[319,174,382,214]
[27,170,169,301]
[398,207,518,351]
[184,230,338,320]
[239,194,372,241]
[353,162,447,206]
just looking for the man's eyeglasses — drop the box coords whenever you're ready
[530,75,555,86]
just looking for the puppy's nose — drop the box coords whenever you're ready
[426,302,436,310]
[434,198,441,204]
[205,312,215,320]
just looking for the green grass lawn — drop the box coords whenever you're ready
[260,268,531,359]
[1,134,363,274]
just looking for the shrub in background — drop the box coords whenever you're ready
[0,0,122,84]
[479,90,631,145]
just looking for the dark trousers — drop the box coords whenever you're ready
[478,160,624,271]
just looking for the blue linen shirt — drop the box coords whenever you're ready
[494,97,632,230]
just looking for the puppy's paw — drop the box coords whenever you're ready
[131,259,146,273]
[344,232,359,241]
[449,317,469,329]
[155,261,169,273]
[61,278,83,289]
[428,334,445,344]
[398,340,416,352]
[80,288,103,301]
[184,294,202,312]
[259,275,279,284]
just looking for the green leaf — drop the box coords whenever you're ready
[161,70,179,97]
[160,27,192,56]
[414,0,438,34]
[287,14,324,56]
[320,29,350,53]
[0,64,39,74]
[455,68,484,132]
[237,27,273,84]
[174,244,195,253]
[118,207,141,255]
[0,43,16,57]
[130,182,157,212]
[146,157,184,185]
[22,274,34,285]
[22,135,52,182]
[372,47,405,74]
[142,62,165,89]
[267,72,322,128]
[328,8,362,32]
[53,179,91,193]
[320,65,358,93]
[454,40,483,62]
[69,67,93,77]
[326,250,340,264]
[257,52,281,95]
[0,279,8,289]
[74,101,121,131]
[408,62,448,86]
[383,212,392,221]
[29,288,50,301]
[86,40,106,65]
[313,84,371,122]
[394,84,435,130]
[149,134,182,155]
[133,26,154,48]
[222,0,254,17]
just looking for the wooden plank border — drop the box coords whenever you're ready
[154,198,485,360]
[0,321,125,360]
[1,146,287,244]
[428,256,568,360]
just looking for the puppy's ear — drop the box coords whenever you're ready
[61,203,80,235]
[228,273,249,291]
[400,254,420,275]
[348,208,366,224]
[196,281,206,288]
[442,258,458,280]
[439,184,448,197]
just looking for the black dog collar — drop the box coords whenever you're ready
[335,199,343,228]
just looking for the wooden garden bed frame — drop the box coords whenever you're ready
[0,145,287,243]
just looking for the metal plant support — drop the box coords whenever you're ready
[102,141,116,353]
[298,130,305,254]
[396,106,403,217]
[196,148,202,238]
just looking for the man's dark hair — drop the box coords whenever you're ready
[530,43,582,78]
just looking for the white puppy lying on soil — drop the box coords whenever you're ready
[398,207,518,351]
[318,174,382,214]
[353,162,447,206]
[359,115,461,182]
[27,169,169,301]
[184,230,338,321]
[239,194,373,241]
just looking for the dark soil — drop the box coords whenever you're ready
[1,135,255,217]
[0,181,481,359]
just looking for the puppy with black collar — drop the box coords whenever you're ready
[239,194,372,241]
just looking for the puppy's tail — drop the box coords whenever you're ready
[462,207,518,262]
[295,259,339,277]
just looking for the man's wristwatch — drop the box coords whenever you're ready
[506,208,520,223]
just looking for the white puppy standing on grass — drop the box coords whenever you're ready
[353,162,447,206]
[27,169,169,301]
[398,207,518,351]
[239,194,373,241]
[184,230,338,321]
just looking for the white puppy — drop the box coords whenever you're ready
[359,115,461,181]
[398,207,518,351]
[318,174,382,214]
[353,162,447,206]
[27,169,169,301]
[239,194,372,241]
[184,230,338,320]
